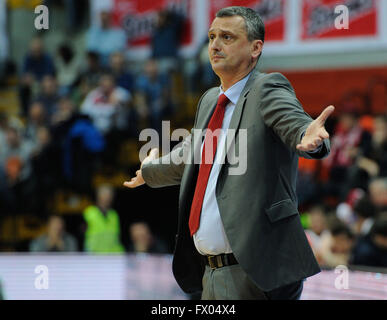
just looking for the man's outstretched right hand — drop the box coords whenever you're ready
[123,148,159,188]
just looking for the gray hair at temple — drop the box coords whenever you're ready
[216,6,265,42]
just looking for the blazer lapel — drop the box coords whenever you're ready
[190,88,219,165]
[222,68,262,164]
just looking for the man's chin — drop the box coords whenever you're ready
[210,62,225,75]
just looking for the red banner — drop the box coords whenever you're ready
[112,0,193,47]
[301,0,377,40]
[209,0,285,42]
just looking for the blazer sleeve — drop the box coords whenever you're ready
[141,134,191,188]
[258,72,330,159]
[141,88,212,187]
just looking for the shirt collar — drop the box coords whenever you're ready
[219,72,252,105]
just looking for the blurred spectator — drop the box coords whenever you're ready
[19,37,56,117]
[151,9,184,74]
[51,95,77,126]
[350,216,387,268]
[352,196,376,236]
[335,188,365,226]
[35,75,60,119]
[317,220,355,268]
[86,10,127,67]
[109,51,134,93]
[51,97,105,192]
[30,126,58,217]
[323,106,372,200]
[29,214,78,252]
[128,221,169,254]
[0,126,34,183]
[55,43,80,96]
[83,185,125,253]
[305,205,329,255]
[0,111,25,160]
[134,59,173,134]
[369,177,387,213]
[0,126,35,213]
[0,111,8,147]
[81,72,132,167]
[356,114,387,178]
[80,72,131,135]
[73,51,103,104]
[24,101,48,143]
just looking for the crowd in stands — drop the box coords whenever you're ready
[0,5,386,270]
[300,108,387,269]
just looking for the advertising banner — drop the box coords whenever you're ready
[301,0,378,40]
[209,0,285,42]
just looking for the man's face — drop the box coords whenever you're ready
[208,16,261,79]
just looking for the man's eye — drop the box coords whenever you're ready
[209,34,214,40]
[224,34,231,40]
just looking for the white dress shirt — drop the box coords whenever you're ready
[193,73,251,255]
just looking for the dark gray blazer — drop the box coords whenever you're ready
[142,66,330,293]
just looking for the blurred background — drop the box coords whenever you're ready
[0,0,386,299]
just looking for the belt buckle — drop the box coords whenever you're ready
[207,255,223,269]
[208,255,217,269]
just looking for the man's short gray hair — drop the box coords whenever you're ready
[216,6,265,42]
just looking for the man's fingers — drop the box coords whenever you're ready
[319,128,329,140]
[123,170,144,188]
[123,181,135,188]
[316,105,335,124]
[123,179,141,188]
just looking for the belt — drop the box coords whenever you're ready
[204,253,238,270]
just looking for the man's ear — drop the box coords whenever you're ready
[251,39,263,60]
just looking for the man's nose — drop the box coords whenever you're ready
[209,37,221,52]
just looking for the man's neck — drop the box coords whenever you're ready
[219,63,256,92]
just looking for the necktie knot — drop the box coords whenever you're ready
[217,94,229,109]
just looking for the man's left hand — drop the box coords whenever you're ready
[296,105,335,152]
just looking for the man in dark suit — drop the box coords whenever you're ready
[124,6,334,299]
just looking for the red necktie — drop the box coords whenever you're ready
[189,94,229,236]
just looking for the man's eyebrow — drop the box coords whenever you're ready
[208,28,237,35]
